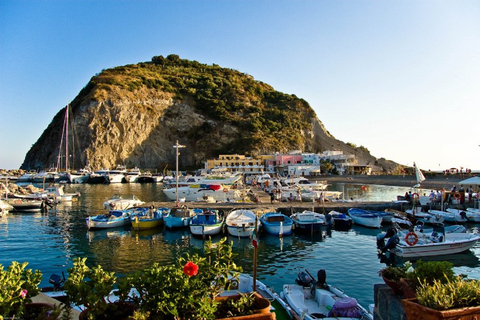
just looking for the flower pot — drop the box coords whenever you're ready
[382,275,403,295]
[215,292,273,319]
[78,301,137,320]
[399,278,416,299]
[402,298,480,320]
[24,302,60,320]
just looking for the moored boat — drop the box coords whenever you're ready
[225,209,257,237]
[290,211,325,233]
[164,206,195,229]
[86,210,131,230]
[282,269,373,320]
[189,209,225,237]
[103,195,144,210]
[260,211,293,237]
[347,208,382,228]
[329,210,353,231]
[130,206,167,230]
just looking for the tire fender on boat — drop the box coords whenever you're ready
[405,232,418,246]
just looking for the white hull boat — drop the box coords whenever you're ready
[290,211,325,233]
[103,195,144,210]
[428,209,468,223]
[189,210,225,237]
[86,210,131,230]
[347,208,382,228]
[260,212,294,236]
[405,208,445,225]
[225,209,257,237]
[282,269,373,320]
[378,225,480,258]
[446,208,480,222]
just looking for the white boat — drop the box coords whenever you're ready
[86,210,131,230]
[162,184,244,203]
[347,208,382,228]
[6,198,45,212]
[378,225,480,258]
[102,195,144,210]
[88,169,110,184]
[290,211,325,233]
[124,167,141,183]
[0,199,13,217]
[282,269,373,320]
[43,186,80,202]
[405,207,445,225]
[428,209,468,223]
[108,166,127,183]
[447,208,480,223]
[225,209,257,237]
[260,211,294,236]
[282,177,328,190]
[189,209,225,237]
[164,206,196,229]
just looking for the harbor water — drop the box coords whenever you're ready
[1,182,480,310]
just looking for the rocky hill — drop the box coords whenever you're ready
[21,55,400,173]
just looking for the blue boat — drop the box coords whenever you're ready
[260,211,293,236]
[164,206,196,229]
[86,210,131,230]
[189,209,225,237]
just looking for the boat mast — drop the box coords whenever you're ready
[174,140,185,206]
[65,104,69,171]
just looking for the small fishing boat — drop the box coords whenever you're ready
[189,209,225,237]
[290,211,325,233]
[347,208,382,228]
[329,210,353,231]
[102,194,144,210]
[86,210,131,230]
[163,206,196,229]
[446,208,480,223]
[282,269,373,320]
[6,198,46,212]
[225,209,257,237]
[260,211,293,237]
[428,209,468,223]
[130,206,167,230]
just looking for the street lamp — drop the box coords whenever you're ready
[174,140,186,205]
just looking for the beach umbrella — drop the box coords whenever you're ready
[459,176,480,186]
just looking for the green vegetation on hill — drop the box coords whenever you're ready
[77,54,316,154]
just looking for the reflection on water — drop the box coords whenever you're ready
[329,182,430,202]
[1,182,480,309]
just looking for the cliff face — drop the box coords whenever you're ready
[21,55,397,172]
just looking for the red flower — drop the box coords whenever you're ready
[183,261,199,277]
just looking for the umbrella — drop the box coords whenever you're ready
[459,176,480,186]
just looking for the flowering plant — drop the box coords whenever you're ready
[122,237,243,320]
[0,261,42,319]
[379,261,414,282]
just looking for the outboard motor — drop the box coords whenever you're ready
[383,234,399,251]
[460,211,467,220]
[295,270,314,287]
[49,273,65,291]
[317,269,327,288]
[376,227,397,251]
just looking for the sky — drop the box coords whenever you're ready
[1,1,479,172]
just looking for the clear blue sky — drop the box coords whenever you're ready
[1,1,479,171]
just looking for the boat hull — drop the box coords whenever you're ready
[347,209,382,228]
[393,237,479,258]
[131,217,163,230]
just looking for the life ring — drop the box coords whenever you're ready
[412,193,419,200]
[223,188,228,193]
[454,193,460,200]
[405,232,418,246]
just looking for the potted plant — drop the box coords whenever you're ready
[402,276,480,320]
[63,257,135,320]
[0,261,43,319]
[23,302,62,320]
[378,261,414,295]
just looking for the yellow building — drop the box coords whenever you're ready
[205,154,265,174]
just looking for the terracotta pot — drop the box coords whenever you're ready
[399,278,416,299]
[215,292,273,319]
[382,275,403,295]
[24,302,60,320]
[78,301,136,320]
[402,298,480,320]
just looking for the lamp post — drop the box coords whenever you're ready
[174,140,186,206]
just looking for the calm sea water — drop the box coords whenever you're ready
[1,182,480,310]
